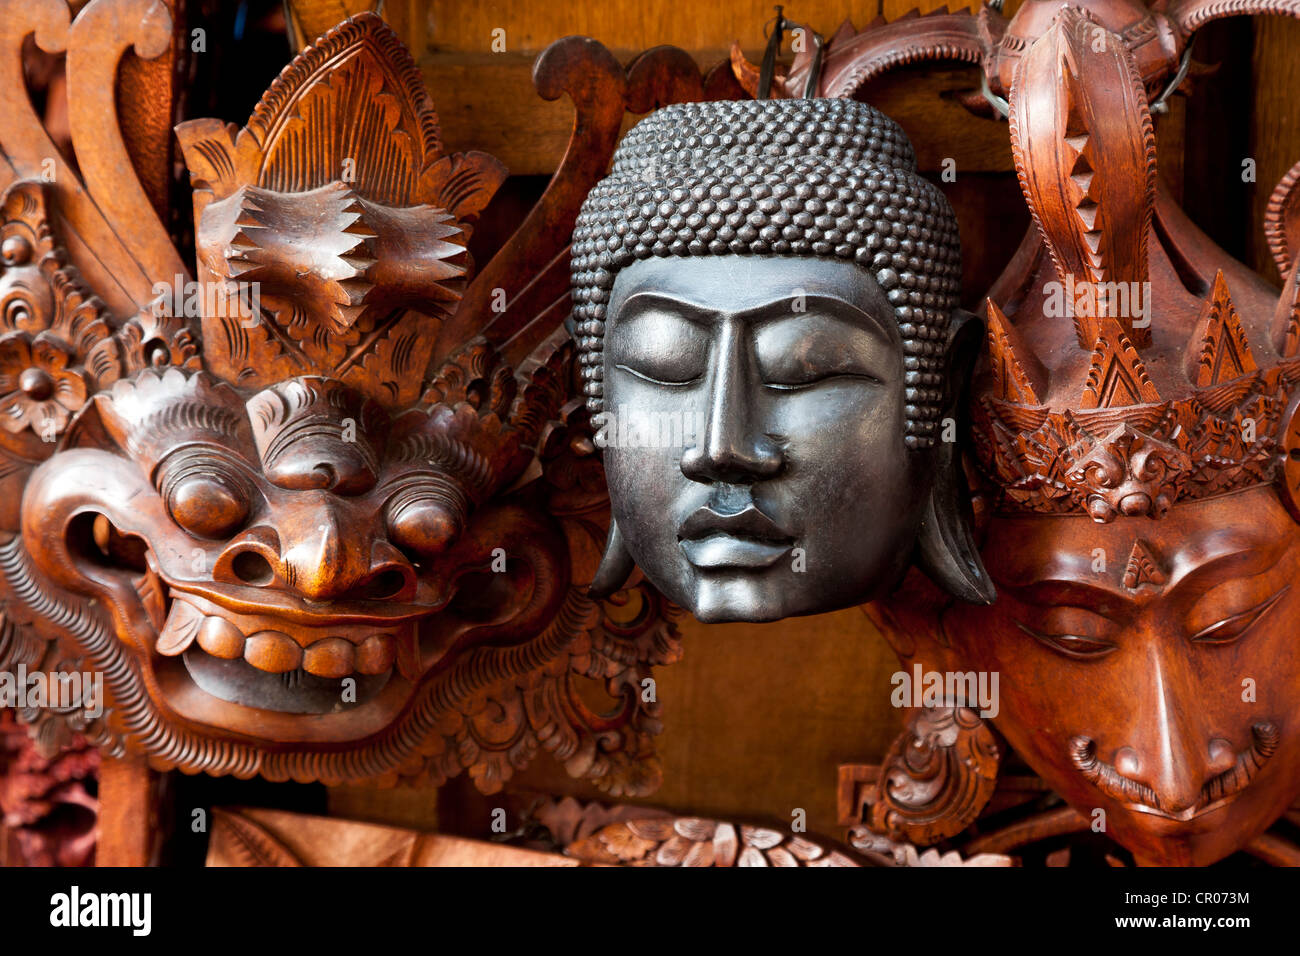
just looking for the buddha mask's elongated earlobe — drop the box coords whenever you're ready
[590,517,635,598]
[914,308,995,605]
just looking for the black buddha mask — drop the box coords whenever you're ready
[570,98,992,621]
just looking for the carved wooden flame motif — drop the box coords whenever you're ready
[175,15,507,401]
[248,20,444,204]
[0,7,712,797]
[1009,7,1155,349]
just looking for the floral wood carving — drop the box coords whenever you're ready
[0,708,98,866]
[562,816,861,867]
[1,10,700,796]
[860,705,1001,846]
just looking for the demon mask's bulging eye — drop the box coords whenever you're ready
[384,476,467,559]
[158,448,252,540]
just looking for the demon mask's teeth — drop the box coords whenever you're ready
[395,631,422,683]
[197,616,245,659]
[156,599,204,656]
[355,634,396,675]
[244,630,303,673]
[302,637,355,678]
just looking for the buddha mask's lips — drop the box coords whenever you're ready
[676,504,794,569]
[679,535,792,569]
[677,504,791,543]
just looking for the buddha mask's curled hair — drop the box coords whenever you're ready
[570,97,963,449]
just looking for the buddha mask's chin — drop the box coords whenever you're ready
[680,571,792,624]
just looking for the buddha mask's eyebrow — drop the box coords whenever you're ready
[615,291,716,328]
[617,290,896,341]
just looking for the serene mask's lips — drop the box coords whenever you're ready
[677,505,794,570]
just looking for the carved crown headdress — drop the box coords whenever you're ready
[969,7,1300,522]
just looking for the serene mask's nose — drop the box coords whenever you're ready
[1115,648,1238,814]
[679,319,782,484]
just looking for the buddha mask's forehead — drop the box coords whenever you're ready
[607,254,894,324]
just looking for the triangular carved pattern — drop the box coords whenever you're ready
[985,299,1044,404]
[247,16,442,204]
[1081,320,1160,408]
[1122,540,1166,589]
[1188,272,1257,388]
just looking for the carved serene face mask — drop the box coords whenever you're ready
[863,8,1300,866]
[570,98,994,621]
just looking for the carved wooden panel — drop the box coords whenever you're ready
[206,806,576,866]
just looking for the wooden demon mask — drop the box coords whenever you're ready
[0,10,688,795]
[855,6,1300,865]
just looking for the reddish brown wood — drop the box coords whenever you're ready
[771,0,1300,107]
[860,706,1000,846]
[206,806,576,867]
[0,0,179,316]
[0,12,696,809]
[861,7,1300,867]
[0,709,98,866]
[95,754,156,867]
[442,40,709,369]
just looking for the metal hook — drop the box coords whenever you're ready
[980,70,1010,119]
[1149,45,1194,114]
[757,6,787,99]
[803,32,825,99]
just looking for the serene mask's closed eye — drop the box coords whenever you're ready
[1009,572,1292,659]
[1185,582,1289,645]
[1015,606,1120,660]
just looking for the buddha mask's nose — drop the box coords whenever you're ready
[679,318,783,484]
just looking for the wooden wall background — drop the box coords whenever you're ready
[312,0,1300,842]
